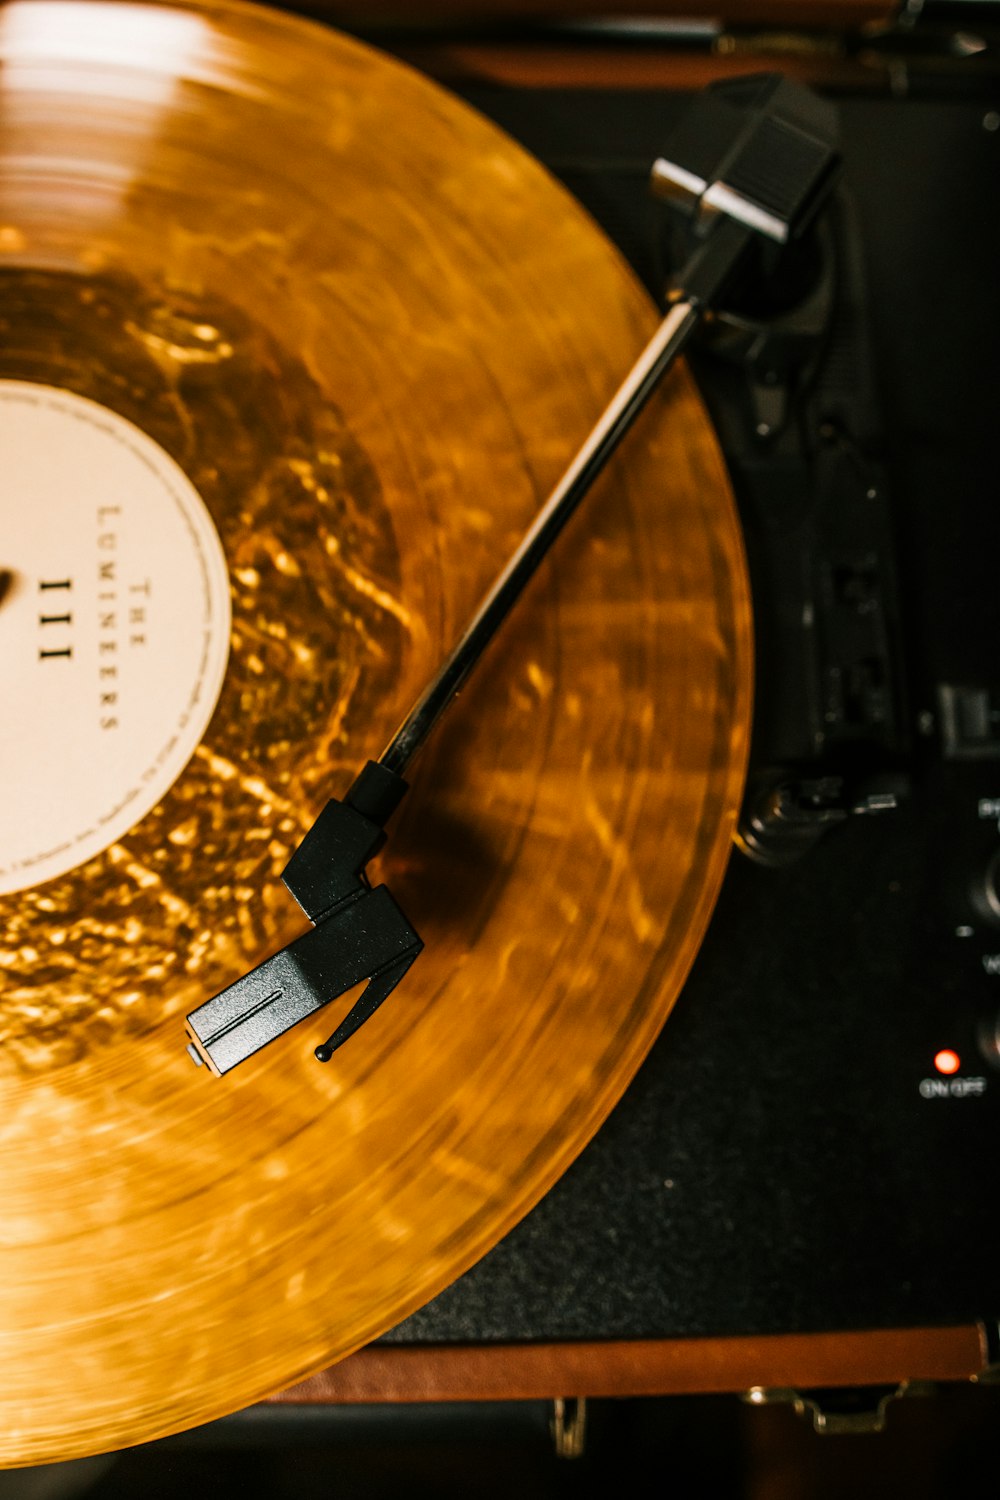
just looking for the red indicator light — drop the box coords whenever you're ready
[934,1049,961,1076]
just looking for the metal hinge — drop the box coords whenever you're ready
[743,1380,936,1434]
[971,1316,1000,1382]
[550,1397,587,1458]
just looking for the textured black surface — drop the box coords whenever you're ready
[376,91,1000,1344]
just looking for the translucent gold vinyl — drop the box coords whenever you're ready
[0,0,752,1464]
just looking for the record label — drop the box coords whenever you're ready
[0,381,231,894]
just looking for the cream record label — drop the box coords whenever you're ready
[0,380,231,894]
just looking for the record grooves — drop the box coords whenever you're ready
[0,0,751,1464]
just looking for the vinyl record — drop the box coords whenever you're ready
[0,0,752,1464]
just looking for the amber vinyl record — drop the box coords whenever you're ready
[0,0,752,1465]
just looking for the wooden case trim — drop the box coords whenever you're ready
[272,1326,988,1404]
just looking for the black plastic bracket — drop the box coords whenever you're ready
[651,75,839,246]
[184,762,420,1075]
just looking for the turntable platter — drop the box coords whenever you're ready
[0,0,751,1463]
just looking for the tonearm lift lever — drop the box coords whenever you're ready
[184,75,839,1075]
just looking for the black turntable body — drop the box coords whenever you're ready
[4,7,1000,1472]
[345,21,1000,1354]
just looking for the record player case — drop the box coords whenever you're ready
[252,0,1000,1406]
